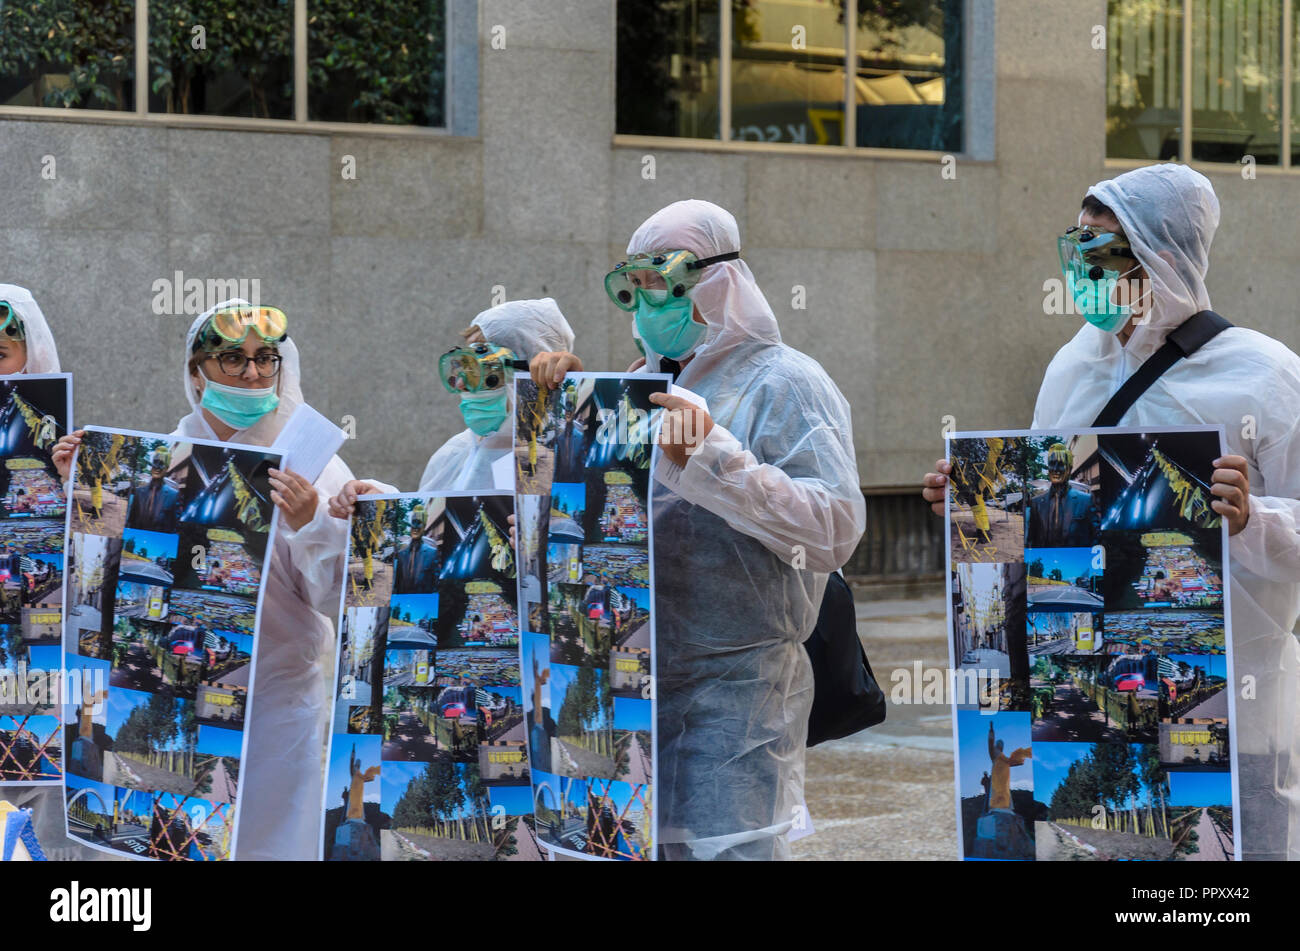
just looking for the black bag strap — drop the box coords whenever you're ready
[1091,310,1233,427]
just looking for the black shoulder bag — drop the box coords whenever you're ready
[804,571,887,746]
[657,358,887,746]
[1090,310,1233,426]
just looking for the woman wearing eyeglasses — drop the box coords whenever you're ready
[53,298,356,860]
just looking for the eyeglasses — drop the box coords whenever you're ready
[206,350,283,378]
[0,301,25,342]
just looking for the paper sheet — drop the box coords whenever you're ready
[944,425,1239,862]
[62,426,283,861]
[511,372,670,861]
[270,404,347,485]
[0,373,72,789]
[318,491,533,861]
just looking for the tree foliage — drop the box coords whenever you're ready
[0,0,447,124]
[0,0,135,109]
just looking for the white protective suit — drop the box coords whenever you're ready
[0,285,112,861]
[418,299,574,492]
[1032,164,1300,860]
[174,300,353,860]
[631,200,867,860]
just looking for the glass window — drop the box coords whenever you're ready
[616,0,721,139]
[732,0,845,145]
[0,0,450,128]
[307,0,447,126]
[0,0,136,111]
[1294,8,1300,164]
[851,0,962,151]
[1109,0,1287,166]
[1190,0,1282,165]
[615,0,963,151]
[1107,0,1184,161]
[148,0,294,118]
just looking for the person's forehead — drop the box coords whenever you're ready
[1080,207,1123,233]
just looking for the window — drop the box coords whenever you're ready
[616,0,963,152]
[0,0,448,129]
[0,1,136,111]
[1108,0,1295,167]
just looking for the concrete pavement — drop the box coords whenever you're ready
[793,593,958,861]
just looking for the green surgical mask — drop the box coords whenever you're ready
[460,389,508,436]
[633,291,706,361]
[201,378,280,430]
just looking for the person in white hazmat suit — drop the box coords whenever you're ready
[0,284,120,862]
[529,199,867,860]
[53,299,354,860]
[327,299,574,515]
[0,285,60,375]
[924,163,1300,860]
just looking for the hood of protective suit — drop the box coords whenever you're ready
[0,284,60,373]
[419,298,576,493]
[470,297,575,362]
[626,199,779,380]
[1082,163,1220,362]
[175,298,305,445]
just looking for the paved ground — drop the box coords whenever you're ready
[793,594,958,861]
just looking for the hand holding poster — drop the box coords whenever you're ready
[319,491,536,861]
[62,427,281,861]
[0,374,71,786]
[513,372,666,861]
[946,426,1238,861]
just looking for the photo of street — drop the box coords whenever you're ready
[1027,611,1103,655]
[1025,547,1103,612]
[436,580,517,648]
[948,436,1026,564]
[549,661,615,781]
[70,431,135,537]
[1103,529,1223,611]
[166,588,256,640]
[1099,431,1225,533]
[548,581,613,667]
[1102,610,1225,654]
[1033,742,1176,860]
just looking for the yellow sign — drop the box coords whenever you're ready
[203,692,236,707]
[207,528,244,544]
[465,580,501,595]
[604,470,632,485]
[488,750,524,763]
[1171,730,1213,745]
[615,659,640,672]
[5,457,45,470]
[27,612,60,624]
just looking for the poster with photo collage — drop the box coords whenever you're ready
[946,426,1239,861]
[320,490,537,861]
[62,426,281,861]
[513,372,667,861]
[0,374,71,787]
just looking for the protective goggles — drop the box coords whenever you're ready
[0,301,25,342]
[438,342,527,394]
[191,306,289,353]
[604,249,741,311]
[1057,226,1137,284]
